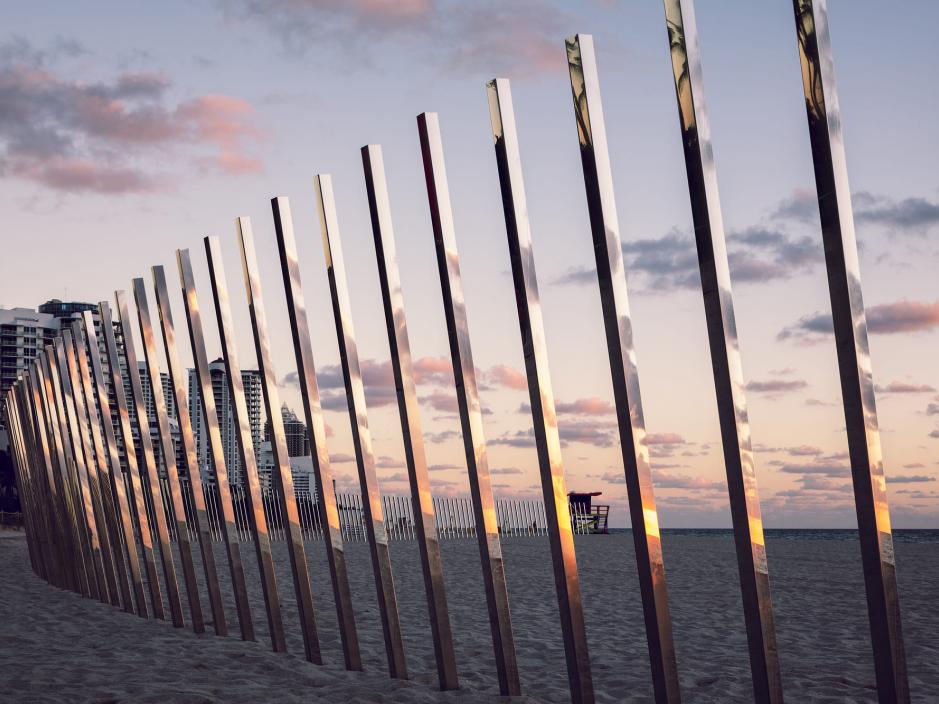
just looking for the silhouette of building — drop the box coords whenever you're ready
[264,403,309,458]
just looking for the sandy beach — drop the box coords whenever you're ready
[1,528,936,702]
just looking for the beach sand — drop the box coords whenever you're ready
[1,528,936,702]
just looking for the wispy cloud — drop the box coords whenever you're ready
[220,0,569,76]
[0,38,263,194]
[779,299,939,343]
[746,378,808,395]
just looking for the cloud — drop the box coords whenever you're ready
[490,429,536,449]
[853,191,939,232]
[422,391,458,414]
[779,299,939,342]
[779,462,847,478]
[428,462,462,472]
[651,471,724,492]
[771,189,820,224]
[746,379,808,395]
[221,0,569,76]
[490,466,523,475]
[484,364,528,391]
[0,38,263,193]
[875,381,936,394]
[643,432,685,446]
[555,397,614,416]
[890,475,936,484]
[554,224,821,293]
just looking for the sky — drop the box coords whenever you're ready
[2,0,938,528]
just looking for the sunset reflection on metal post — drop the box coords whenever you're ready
[204,236,287,653]
[791,2,909,701]
[81,311,148,617]
[661,1,782,701]
[315,176,430,682]
[71,319,131,611]
[152,266,228,636]
[132,277,206,633]
[482,86,595,704]
[270,197,364,673]
[374,135,521,695]
[176,249,255,642]
[99,301,164,619]
[565,33,680,703]
[234,220,322,664]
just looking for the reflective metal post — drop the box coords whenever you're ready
[204,236,287,653]
[116,289,186,626]
[316,175,431,681]
[271,197,365,672]
[132,279,205,633]
[367,142,516,693]
[99,301,163,619]
[82,311,149,616]
[35,359,81,592]
[72,319,135,613]
[57,335,110,603]
[152,266,228,636]
[565,34,680,703]
[45,346,96,598]
[234,221,322,664]
[177,250,255,642]
[478,91,596,703]
[791,2,908,700]
[661,2,782,701]
[66,326,124,607]
[11,380,49,581]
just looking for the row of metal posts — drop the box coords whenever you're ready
[4,1,908,701]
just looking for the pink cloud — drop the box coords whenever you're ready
[555,397,614,416]
[875,381,937,394]
[485,364,528,391]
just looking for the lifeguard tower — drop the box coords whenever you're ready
[567,491,610,534]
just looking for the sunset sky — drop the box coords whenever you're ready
[2,0,937,528]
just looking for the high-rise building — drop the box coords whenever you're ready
[188,359,263,487]
[0,308,59,432]
[264,403,309,458]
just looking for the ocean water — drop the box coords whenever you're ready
[607,527,939,543]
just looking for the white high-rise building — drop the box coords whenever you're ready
[188,359,263,487]
[0,308,59,432]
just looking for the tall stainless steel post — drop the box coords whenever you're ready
[59,333,112,604]
[132,278,205,633]
[234,221,322,664]
[81,312,148,614]
[791,2,908,701]
[72,320,133,610]
[313,175,418,689]
[176,249,255,642]
[271,197,366,673]
[661,2,782,701]
[204,236,287,653]
[565,35,680,703]
[151,266,228,635]
[99,301,164,619]
[116,289,186,626]
[35,360,81,592]
[45,345,96,598]
[480,88,596,704]
[370,138,519,695]
[11,380,48,581]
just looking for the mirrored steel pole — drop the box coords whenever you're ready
[11,380,48,581]
[82,310,149,617]
[45,345,96,598]
[66,327,124,607]
[661,2,782,701]
[116,289,186,626]
[204,235,287,654]
[152,266,228,636]
[24,369,63,587]
[99,301,163,619]
[791,2,908,700]
[365,143,517,693]
[565,35,680,703]
[35,359,81,592]
[315,176,434,682]
[56,335,109,603]
[132,279,205,633]
[234,221,322,664]
[176,250,255,642]
[271,197,365,672]
[71,319,134,612]
[480,89,597,704]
